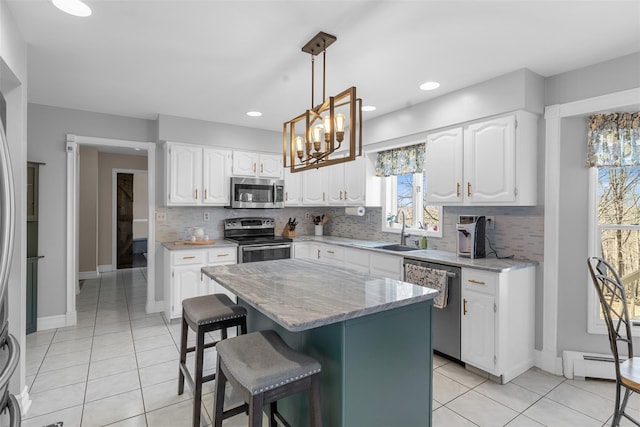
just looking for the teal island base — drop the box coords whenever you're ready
[239,299,433,427]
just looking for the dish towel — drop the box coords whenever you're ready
[405,264,449,309]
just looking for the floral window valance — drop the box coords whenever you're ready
[587,112,640,167]
[374,143,425,177]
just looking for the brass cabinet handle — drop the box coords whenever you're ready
[327,250,335,254]
[261,164,264,173]
[468,279,485,285]
[285,191,289,201]
[183,256,196,260]
[317,249,321,259]
[204,189,207,200]
[344,190,347,200]
[456,182,461,197]
[323,192,325,202]
[463,298,467,315]
[467,182,471,197]
[340,191,343,200]
[253,163,256,173]
[217,253,229,257]
[195,188,198,200]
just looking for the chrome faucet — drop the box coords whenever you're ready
[395,210,407,246]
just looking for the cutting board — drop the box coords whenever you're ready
[174,240,216,246]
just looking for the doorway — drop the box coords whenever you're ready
[66,134,158,328]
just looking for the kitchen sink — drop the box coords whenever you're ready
[376,244,417,252]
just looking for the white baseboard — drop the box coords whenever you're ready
[15,386,31,416]
[37,314,67,331]
[534,349,564,376]
[78,270,99,280]
[98,264,114,273]
[146,299,164,314]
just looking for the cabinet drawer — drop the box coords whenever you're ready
[462,268,497,295]
[171,250,205,266]
[320,244,345,266]
[207,247,237,264]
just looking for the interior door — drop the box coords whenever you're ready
[117,173,134,269]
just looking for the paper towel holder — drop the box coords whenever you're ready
[345,206,365,216]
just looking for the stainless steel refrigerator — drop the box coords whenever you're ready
[0,95,22,425]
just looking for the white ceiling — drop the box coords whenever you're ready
[6,0,640,132]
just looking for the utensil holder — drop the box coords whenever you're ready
[314,225,323,236]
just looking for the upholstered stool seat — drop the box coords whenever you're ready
[178,293,247,427]
[213,329,322,427]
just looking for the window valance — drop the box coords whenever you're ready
[587,112,640,167]
[374,143,425,177]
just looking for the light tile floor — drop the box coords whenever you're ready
[20,268,639,426]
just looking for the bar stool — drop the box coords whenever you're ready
[213,329,322,427]
[178,293,247,427]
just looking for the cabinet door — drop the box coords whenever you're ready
[202,148,232,205]
[302,167,328,205]
[425,128,464,204]
[461,289,496,373]
[167,144,202,205]
[293,242,311,259]
[464,116,516,203]
[344,247,369,273]
[317,244,345,267]
[232,151,259,177]
[369,253,403,280]
[327,162,346,205]
[259,154,283,179]
[284,167,302,206]
[344,157,366,205]
[171,266,202,317]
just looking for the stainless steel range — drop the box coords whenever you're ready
[224,217,292,264]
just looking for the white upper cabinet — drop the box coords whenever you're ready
[302,167,328,205]
[166,142,231,206]
[425,128,464,203]
[167,143,202,205]
[424,111,538,206]
[202,148,232,205]
[284,167,303,206]
[327,156,366,206]
[464,115,516,204]
[232,151,283,179]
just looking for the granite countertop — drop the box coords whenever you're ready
[202,259,438,332]
[293,235,537,272]
[162,239,237,251]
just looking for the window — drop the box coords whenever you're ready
[588,166,640,333]
[375,142,442,238]
[587,112,640,334]
[383,172,442,237]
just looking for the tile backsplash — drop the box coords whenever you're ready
[156,204,543,262]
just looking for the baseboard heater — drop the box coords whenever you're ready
[562,350,622,380]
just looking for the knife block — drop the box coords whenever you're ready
[282,224,296,238]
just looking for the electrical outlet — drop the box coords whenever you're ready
[305,212,311,220]
[203,212,210,221]
[156,211,167,222]
[486,216,495,230]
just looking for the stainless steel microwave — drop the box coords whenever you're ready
[229,177,285,209]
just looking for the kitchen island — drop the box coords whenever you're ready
[202,259,438,427]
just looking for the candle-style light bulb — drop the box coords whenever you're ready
[312,124,324,152]
[335,113,346,142]
[322,115,332,143]
[294,135,305,160]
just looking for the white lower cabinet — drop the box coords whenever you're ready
[164,246,237,320]
[294,242,403,280]
[460,266,535,383]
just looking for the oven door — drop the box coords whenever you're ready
[239,243,292,263]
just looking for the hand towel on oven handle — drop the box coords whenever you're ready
[404,264,449,309]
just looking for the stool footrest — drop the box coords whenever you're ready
[185,340,218,354]
[221,403,249,421]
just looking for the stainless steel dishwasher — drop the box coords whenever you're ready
[404,258,461,361]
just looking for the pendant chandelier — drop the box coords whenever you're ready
[283,31,363,173]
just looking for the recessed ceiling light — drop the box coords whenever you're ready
[51,0,92,17]
[361,106,376,112]
[246,111,262,117]
[419,81,440,91]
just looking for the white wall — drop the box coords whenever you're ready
[0,0,29,404]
